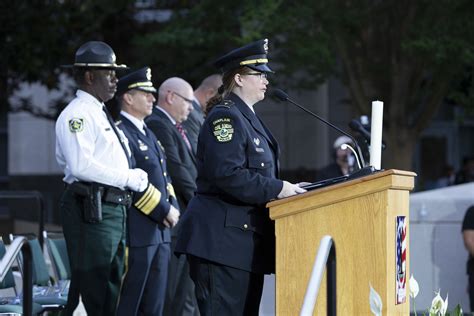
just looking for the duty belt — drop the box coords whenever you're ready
[67,181,132,207]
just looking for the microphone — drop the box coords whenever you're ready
[349,119,371,141]
[349,118,386,149]
[273,88,366,169]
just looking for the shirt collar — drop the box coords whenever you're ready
[193,97,202,111]
[121,111,146,135]
[76,90,104,109]
[156,105,176,125]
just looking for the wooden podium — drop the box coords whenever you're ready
[267,169,416,315]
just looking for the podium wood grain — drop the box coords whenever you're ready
[268,169,416,315]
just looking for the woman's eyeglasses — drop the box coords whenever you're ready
[244,72,268,80]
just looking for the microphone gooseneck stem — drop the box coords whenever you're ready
[285,98,366,168]
[341,144,362,170]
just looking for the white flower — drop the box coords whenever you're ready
[429,290,448,316]
[441,294,448,315]
[369,284,383,316]
[409,274,419,298]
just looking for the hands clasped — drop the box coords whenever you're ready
[163,205,180,228]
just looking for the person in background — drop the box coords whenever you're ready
[55,41,148,315]
[175,38,306,315]
[183,74,222,154]
[146,77,199,316]
[455,156,474,185]
[462,205,474,312]
[433,164,456,189]
[115,67,180,316]
[315,135,355,181]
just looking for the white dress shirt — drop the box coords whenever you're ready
[120,111,146,135]
[55,90,131,188]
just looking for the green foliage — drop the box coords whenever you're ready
[4,0,474,126]
[1,0,136,117]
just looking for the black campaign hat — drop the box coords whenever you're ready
[117,67,157,95]
[62,41,128,69]
[214,38,273,73]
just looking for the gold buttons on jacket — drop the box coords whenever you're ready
[261,162,265,167]
[243,224,248,229]
[163,172,167,176]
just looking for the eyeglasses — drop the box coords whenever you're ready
[244,72,268,80]
[170,91,193,104]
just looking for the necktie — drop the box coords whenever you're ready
[175,122,192,151]
[103,106,132,167]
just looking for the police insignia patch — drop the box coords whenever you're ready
[212,117,234,142]
[69,118,84,132]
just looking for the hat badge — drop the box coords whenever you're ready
[146,68,152,81]
[263,39,269,53]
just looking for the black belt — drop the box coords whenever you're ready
[67,181,132,207]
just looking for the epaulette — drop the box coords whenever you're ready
[216,100,234,109]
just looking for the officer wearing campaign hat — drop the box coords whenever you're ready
[176,39,305,315]
[63,41,128,69]
[56,41,148,315]
[116,67,181,316]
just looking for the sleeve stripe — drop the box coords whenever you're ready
[167,183,176,198]
[136,185,153,209]
[135,184,161,215]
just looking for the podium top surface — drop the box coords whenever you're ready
[267,169,416,217]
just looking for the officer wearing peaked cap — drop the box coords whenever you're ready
[175,38,306,316]
[56,41,149,315]
[116,67,181,316]
[116,67,157,95]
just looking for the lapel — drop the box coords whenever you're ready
[151,108,197,164]
[120,114,162,158]
[229,93,279,154]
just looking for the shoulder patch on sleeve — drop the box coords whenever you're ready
[212,117,234,142]
[69,118,84,133]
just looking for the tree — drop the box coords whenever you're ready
[5,0,474,171]
[1,0,137,119]
[132,0,474,170]
[266,0,474,170]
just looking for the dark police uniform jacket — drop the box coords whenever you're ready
[175,93,283,274]
[118,115,177,246]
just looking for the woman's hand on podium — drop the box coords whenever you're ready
[278,181,307,199]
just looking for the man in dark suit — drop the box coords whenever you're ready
[115,67,180,316]
[183,74,222,154]
[146,77,199,316]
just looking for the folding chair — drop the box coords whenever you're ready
[42,231,70,284]
[0,238,45,315]
[9,234,67,311]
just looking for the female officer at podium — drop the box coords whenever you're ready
[175,39,306,315]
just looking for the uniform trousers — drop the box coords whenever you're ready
[117,243,170,316]
[469,273,474,312]
[187,255,264,316]
[163,233,199,316]
[60,188,126,316]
